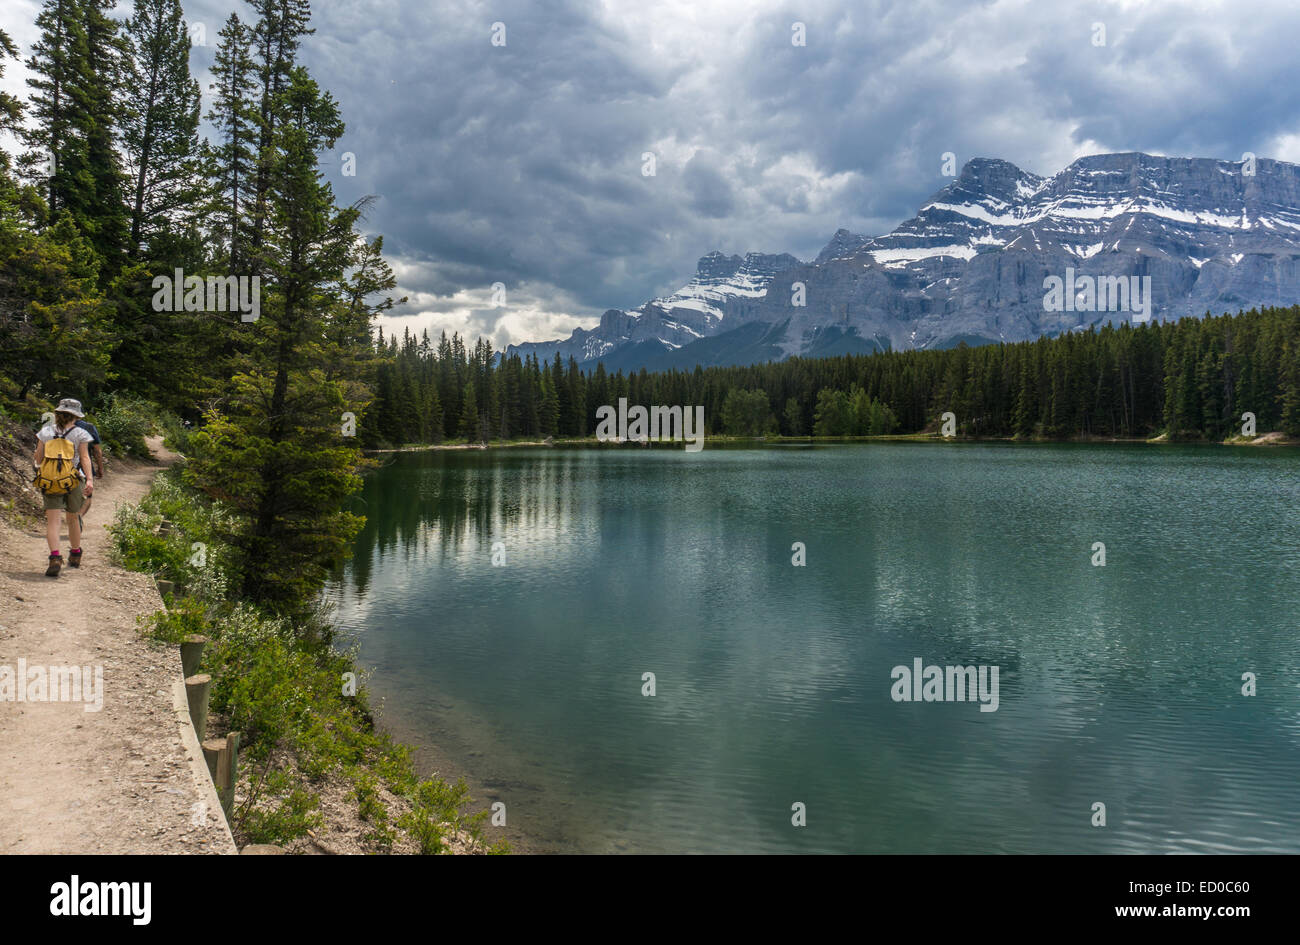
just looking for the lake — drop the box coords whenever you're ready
[325,442,1300,853]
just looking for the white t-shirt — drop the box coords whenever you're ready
[38,423,93,475]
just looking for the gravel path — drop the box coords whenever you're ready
[0,437,236,854]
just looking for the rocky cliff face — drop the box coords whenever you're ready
[744,153,1300,355]
[507,153,1300,369]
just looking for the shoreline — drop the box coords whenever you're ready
[365,431,1300,454]
[361,698,545,854]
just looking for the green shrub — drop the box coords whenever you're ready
[217,636,320,754]
[138,596,211,645]
[91,393,154,458]
[107,502,191,577]
[397,806,448,854]
[352,771,384,821]
[238,771,322,844]
[349,770,397,851]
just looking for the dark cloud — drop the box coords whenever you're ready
[8,0,1298,348]
[682,150,736,218]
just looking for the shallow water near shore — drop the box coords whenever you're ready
[325,442,1300,853]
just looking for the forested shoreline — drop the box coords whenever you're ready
[368,305,1300,446]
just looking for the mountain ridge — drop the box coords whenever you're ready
[505,152,1300,371]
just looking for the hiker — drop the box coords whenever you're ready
[33,398,95,578]
[74,413,105,520]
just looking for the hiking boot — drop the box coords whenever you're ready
[68,548,82,568]
[45,554,62,578]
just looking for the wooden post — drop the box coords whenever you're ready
[202,737,223,782]
[201,732,241,818]
[179,635,207,677]
[185,673,211,741]
[219,731,240,817]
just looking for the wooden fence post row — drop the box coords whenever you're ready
[178,623,245,842]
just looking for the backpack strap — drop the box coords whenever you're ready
[51,427,80,469]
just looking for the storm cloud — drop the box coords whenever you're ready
[7,0,1300,348]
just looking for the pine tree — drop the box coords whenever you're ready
[22,0,87,216]
[426,381,444,443]
[0,28,32,227]
[523,354,541,435]
[566,357,586,435]
[187,66,367,614]
[0,30,23,153]
[205,13,257,267]
[330,232,401,387]
[122,0,201,259]
[0,216,114,399]
[538,366,559,436]
[248,0,314,255]
[79,0,131,275]
[2,15,116,399]
[21,0,130,277]
[459,381,479,440]
[783,397,803,435]
[1011,352,1035,437]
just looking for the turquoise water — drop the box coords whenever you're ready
[326,443,1300,853]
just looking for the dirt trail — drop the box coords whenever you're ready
[0,436,236,854]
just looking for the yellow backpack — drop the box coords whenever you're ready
[35,429,80,495]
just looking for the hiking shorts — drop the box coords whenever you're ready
[43,479,85,513]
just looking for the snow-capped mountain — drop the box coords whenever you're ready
[504,251,799,365]
[507,153,1300,370]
